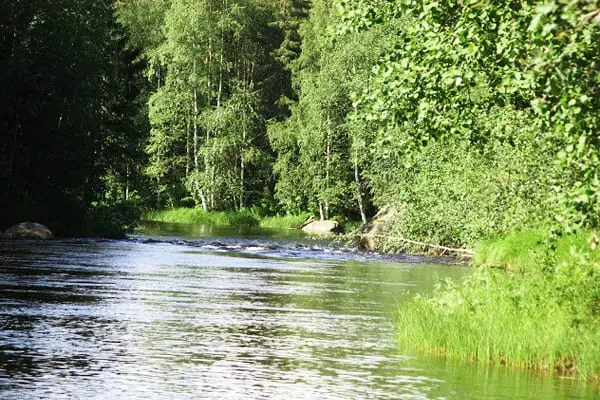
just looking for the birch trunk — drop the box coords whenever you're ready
[240,119,246,209]
[186,114,191,177]
[126,164,130,200]
[324,115,331,220]
[354,154,367,224]
[193,60,199,171]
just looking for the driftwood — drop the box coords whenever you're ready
[362,234,475,256]
[298,216,315,230]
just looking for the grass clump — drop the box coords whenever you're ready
[396,230,600,380]
[473,229,600,270]
[144,207,312,229]
[260,214,308,229]
[144,208,259,227]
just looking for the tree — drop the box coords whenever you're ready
[132,0,285,210]
[269,0,387,221]
[0,0,142,234]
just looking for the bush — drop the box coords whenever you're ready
[85,200,141,238]
[374,133,556,250]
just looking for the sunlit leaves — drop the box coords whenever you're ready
[339,0,600,232]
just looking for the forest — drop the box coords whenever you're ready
[3,0,600,244]
[2,0,600,377]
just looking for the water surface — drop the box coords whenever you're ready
[0,224,597,399]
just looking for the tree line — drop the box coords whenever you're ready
[3,0,600,244]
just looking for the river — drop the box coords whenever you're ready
[0,223,597,399]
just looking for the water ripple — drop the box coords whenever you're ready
[0,237,596,399]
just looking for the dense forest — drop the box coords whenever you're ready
[3,0,600,246]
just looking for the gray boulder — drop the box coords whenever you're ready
[2,222,54,239]
[358,207,396,250]
[301,220,340,235]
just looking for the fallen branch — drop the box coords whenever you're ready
[363,234,475,256]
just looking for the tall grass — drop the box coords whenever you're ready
[144,208,260,227]
[144,208,314,229]
[473,229,600,270]
[260,214,308,229]
[396,230,600,380]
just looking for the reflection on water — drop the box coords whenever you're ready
[0,228,597,399]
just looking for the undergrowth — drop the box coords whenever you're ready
[260,214,308,229]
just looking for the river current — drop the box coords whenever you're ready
[0,223,597,399]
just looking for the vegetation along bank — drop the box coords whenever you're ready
[2,0,599,378]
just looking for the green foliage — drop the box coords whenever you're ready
[269,0,389,220]
[271,0,311,70]
[271,0,600,241]
[474,229,600,271]
[145,207,314,229]
[396,231,600,379]
[86,201,142,238]
[385,134,555,248]
[122,0,286,211]
[326,0,600,247]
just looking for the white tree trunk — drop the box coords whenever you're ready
[354,154,367,224]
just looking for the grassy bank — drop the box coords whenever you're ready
[144,208,312,230]
[144,208,260,227]
[260,214,308,229]
[396,230,600,380]
[143,208,363,233]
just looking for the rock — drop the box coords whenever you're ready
[358,207,396,250]
[301,220,340,235]
[1,222,54,239]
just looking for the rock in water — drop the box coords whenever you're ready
[2,222,54,239]
[301,220,340,235]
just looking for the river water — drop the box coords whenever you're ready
[0,223,597,399]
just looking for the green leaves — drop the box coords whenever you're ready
[110,0,600,237]
[127,0,285,210]
[337,0,600,237]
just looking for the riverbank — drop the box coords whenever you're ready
[145,208,262,227]
[395,229,600,380]
[0,200,141,239]
[143,207,360,231]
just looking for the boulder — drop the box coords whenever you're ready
[358,207,396,250]
[301,219,340,235]
[1,222,54,239]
